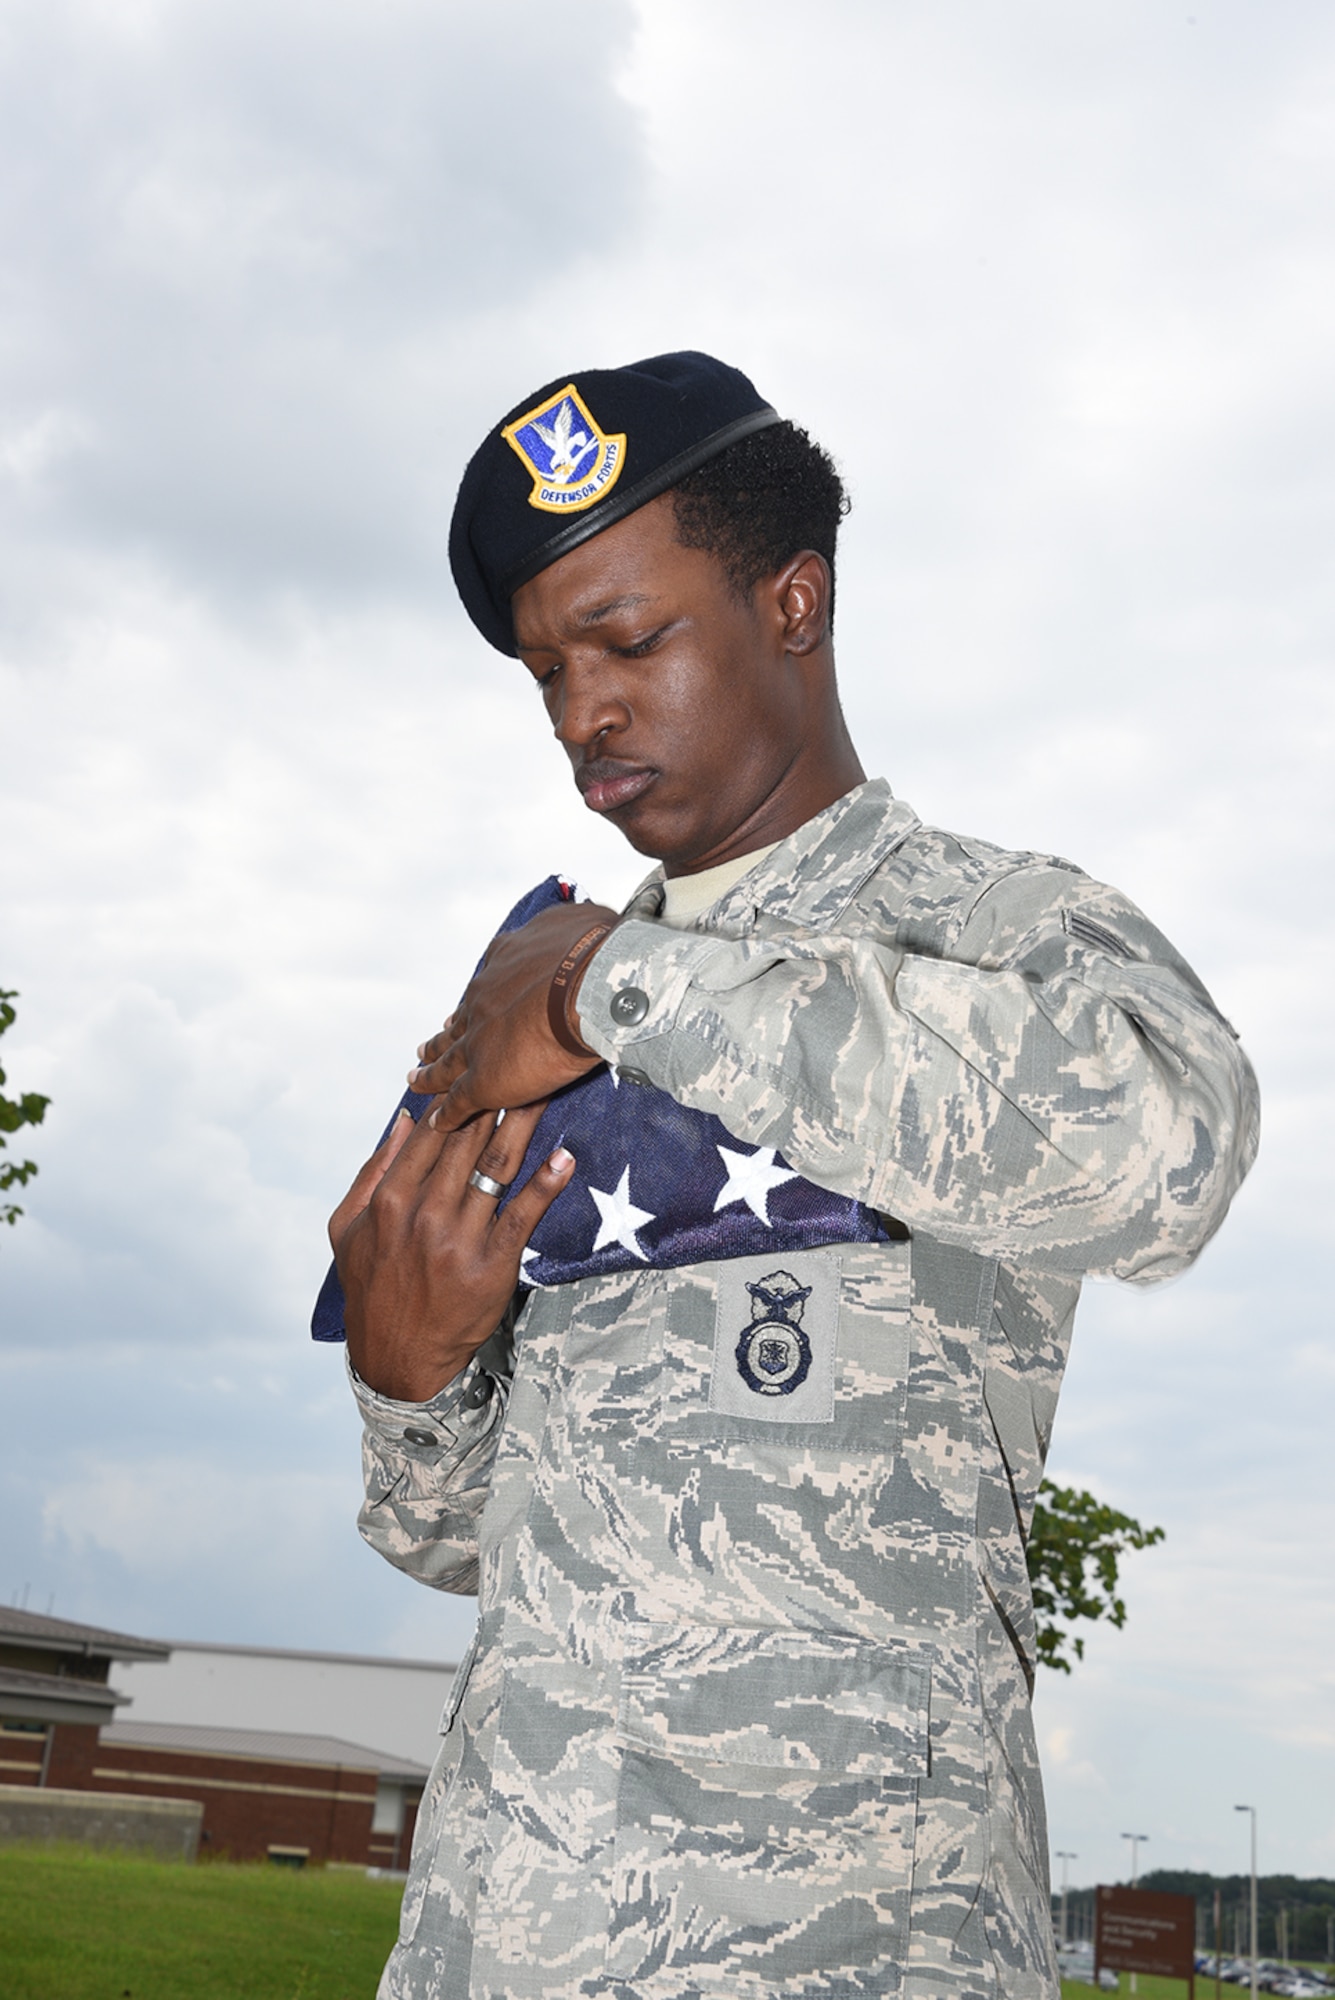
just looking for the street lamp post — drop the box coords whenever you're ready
[1122,1835,1150,1995]
[1235,1805,1258,2000]
[1056,1852,1078,1950]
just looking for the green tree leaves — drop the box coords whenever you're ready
[1,989,49,1228]
[1028,1478,1165,1672]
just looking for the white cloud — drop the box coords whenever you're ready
[1042,1723,1107,1793]
[0,0,645,604]
[42,1456,345,1572]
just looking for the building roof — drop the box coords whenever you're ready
[160,1638,456,1673]
[0,1663,127,1725]
[99,1720,430,1781]
[0,1606,170,1664]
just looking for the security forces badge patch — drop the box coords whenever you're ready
[502,384,627,514]
[709,1249,839,1424]
[736,1270,813,1395]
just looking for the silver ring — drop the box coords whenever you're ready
[467,1169,510,1199]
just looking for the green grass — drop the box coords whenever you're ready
[1062,1982,1196,1998]
[0,1844,404,2000]
[8,1848,1323,2000]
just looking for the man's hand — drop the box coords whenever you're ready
[329,1099,575,1404]
[409,901,620,1131]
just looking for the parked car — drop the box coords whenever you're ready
[1056,1947,1118,1990]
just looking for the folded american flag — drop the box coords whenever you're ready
[312,876,893,1341]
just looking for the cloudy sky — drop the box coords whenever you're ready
[2,0,1331,1895]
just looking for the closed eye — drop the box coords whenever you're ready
[614,626,670,660]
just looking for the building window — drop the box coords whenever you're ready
[372,1781,403,1835]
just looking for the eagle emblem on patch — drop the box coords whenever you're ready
[502,384,627,515]
[735,1268,814,1397]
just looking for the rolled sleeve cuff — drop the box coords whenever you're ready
[347,1353,496,1460]
[575,917,722,1068]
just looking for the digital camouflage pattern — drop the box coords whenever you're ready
[353,780,1258,2000]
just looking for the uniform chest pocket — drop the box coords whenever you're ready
[606,1622,929,1997]
[652,1242,911,1456]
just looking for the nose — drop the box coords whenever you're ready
[550,662,630,756]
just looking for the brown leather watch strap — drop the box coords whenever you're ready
[547,922,615,1057]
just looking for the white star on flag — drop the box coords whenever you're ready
[712,1144,800,1227]
[588,1165,656,1261]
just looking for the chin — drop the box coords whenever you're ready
[617,823,677,863]
[607,800,688,865]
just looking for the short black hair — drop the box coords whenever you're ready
[669,419,850,625]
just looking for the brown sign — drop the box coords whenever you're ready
[1096,1885,1197,1983]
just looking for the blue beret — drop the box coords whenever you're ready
[448,350,780,656]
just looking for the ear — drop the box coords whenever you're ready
[774,552,831,656]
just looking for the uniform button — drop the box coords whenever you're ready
[462,1376,493,1410]
[610,986,649,1026]
[402,1427,437,1447]
[616,1066,652,1086]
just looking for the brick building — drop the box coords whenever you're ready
[0,1608,427,1867]
[0,1604,168,1792]
[112,1636,458,1769]
[94,1721,425,1867]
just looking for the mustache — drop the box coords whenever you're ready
[574,756,653,796]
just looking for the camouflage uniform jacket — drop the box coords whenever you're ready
[353,779,1258,2000]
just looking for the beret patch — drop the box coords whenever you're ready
[449,350,780,656]
[502,384,627,517]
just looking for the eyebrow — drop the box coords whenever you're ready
[574,592,653,629]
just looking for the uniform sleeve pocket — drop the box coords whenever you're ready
[607,1625,929,1995]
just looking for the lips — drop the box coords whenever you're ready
[575,759,658,814]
